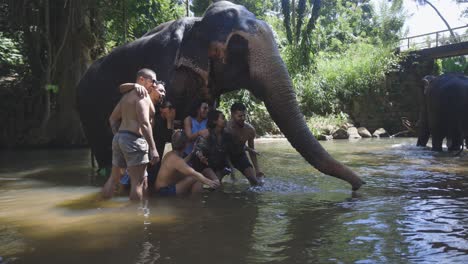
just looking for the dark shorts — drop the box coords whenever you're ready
[157,185,177,196]
[192,156,229,175]
[231,152,252,173]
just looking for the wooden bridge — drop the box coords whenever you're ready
[398,25,468,59]
[351,26,468,134]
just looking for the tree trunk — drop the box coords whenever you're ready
[423,0,457,41]
[48,0,97,145]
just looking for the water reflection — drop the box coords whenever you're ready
[0,139,467,263]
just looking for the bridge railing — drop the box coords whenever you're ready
[399,25,468,51]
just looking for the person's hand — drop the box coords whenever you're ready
[256,171,265,185]
[173,120,182,129]
[247,147,260,156]
[149,149,160,165]
[204,178,220,189]
[198,129,209,137]
[256,171,265,178]
[134,84,148,98]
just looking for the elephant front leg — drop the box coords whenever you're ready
[417,132,430,147]
[447,136,462,151]
[417,121,430,147]
[431,132,444,151]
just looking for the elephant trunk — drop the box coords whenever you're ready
[247,32,364,190]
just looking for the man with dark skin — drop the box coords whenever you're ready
[225,102,264,186]
[102,68,165,200]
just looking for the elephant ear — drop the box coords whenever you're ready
[176,21,210,86]
[422,75,436,95]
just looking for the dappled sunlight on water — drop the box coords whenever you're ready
[1,138,467,263]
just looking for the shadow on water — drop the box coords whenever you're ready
[1,138,468,263]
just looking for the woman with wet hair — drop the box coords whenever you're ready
[193,109,233,182]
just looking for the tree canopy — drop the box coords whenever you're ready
[1,0,463,144]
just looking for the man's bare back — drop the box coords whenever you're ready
[118,91,155,136]
[155,151,187,188]
[155,131,220,196]
[103,68,162,201]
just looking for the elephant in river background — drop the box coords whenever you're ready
[76,1,364,190]
[417,73,468,151]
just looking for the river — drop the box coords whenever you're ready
[0,138,467,263]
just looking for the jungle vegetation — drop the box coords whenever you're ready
[0,0,466,146]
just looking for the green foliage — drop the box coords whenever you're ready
[306,112,349,138]
[0,32,23,67]
[372,0,407,45]
[46,84,59,94]
[101,0,184,50]
[218,90,279,136]
[279,0,322,68]
[191,0,211,16]
[437,56,468,74]
[294,42,402,115]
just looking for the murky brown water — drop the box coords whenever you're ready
[0,138,467,263]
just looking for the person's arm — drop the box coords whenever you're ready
[119,83,148,97]
[184,116,199,141]
[247,127,264,177]
[176,158,219,188]
[109,101,122,135]
[136,98,159,164]
[182,136,204,163]
[165,108,176,130]
[193,135,209,165]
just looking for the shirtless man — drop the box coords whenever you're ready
[155,130,220,196]
[102,68,165,200]
[118,83,173,187]
[225,102,264,186]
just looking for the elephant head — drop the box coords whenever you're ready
[417,75,435,147]
[77,1,364,190]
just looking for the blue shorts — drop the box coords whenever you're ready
[157,185,177,196]
[120,170,148,185]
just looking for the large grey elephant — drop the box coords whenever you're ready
[417,73,468,151]
[76,1,364,190]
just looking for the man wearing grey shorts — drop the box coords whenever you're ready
[102,68,165,200]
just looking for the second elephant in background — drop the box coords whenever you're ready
[417,73,468,151]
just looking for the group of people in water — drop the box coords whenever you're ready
[102,68,264,200]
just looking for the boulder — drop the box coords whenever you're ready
[372,128,389,138]
[317,134,333,141]
[332,128,349,139]
[357,127,372,138]
[347,127,362,139]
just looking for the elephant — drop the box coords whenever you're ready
[76,1,364,190]
[417,73,468,151]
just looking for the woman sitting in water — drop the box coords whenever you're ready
[193,110,234,182]
[183,99,209,157]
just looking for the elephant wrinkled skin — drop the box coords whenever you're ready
[76,1,364,190]
[417,73,468,151]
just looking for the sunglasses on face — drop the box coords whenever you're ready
[143,76,157,84]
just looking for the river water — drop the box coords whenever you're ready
[0,138,467,263]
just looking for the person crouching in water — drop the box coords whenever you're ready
[154,130,220,196]
[192,110,234,183]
